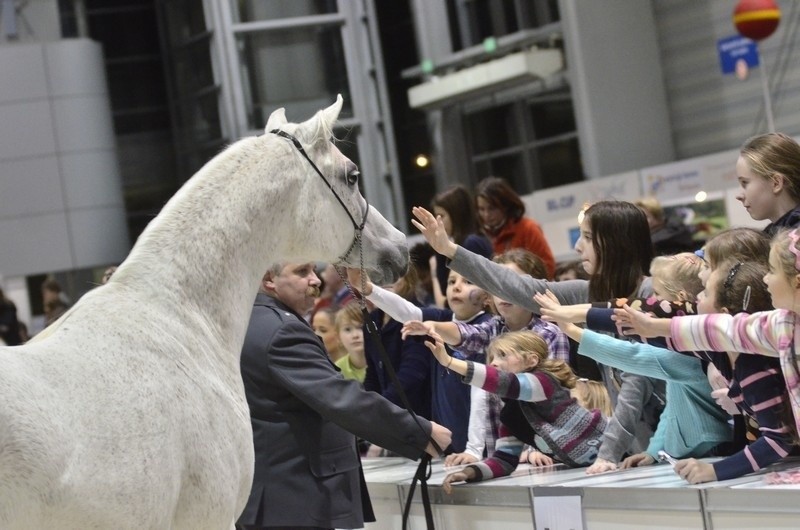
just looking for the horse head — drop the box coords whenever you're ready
[265,96,408,285]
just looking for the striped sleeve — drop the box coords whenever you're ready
[667,311,791,359]
[464,362,555,403]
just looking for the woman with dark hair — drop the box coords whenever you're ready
[412,200,666,475]
[431,185,493,306]
[475,177,555,278]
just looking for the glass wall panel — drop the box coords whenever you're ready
[236,25,351,129]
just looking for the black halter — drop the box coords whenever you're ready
[270,129,369,264]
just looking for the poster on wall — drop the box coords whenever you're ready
[661,193,728,246]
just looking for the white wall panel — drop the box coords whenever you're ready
[67,207,130,269]
[0,101,57,159]
[51,95,116,153]
[0,213,72,275]
[44,40,108,97]
[0,45,47,103]
[0,156,63,217]
[60,151,124,210]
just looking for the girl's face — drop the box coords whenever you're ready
[764,247,798,311]
[312,311,340,354]
[476,196,506,230]
[490,348,535,373]
[651,275,670,301]
[432,206,453,236]
[573,218,598,275]
[446,271,487,321]
[735,156,779,222]
[338,320,364,356]
[697,268,723,315]
[698,250,711,286]
[492,263,533,324]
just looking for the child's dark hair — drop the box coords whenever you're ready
[431,185,481,245]
[486,331,577,388]
[712,259,772,314]
[704,227,770,269]
[583,201,653,302]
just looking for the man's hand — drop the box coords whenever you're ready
[426,422,452,457]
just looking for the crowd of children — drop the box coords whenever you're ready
[305,132,800,492]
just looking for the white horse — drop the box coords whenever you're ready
[0,96,408,530]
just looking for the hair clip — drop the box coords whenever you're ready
[723,262,743,290]
[742,285,751,312]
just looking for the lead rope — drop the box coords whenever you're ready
[335,265,439,530]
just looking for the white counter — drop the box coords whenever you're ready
[362,457,800,529]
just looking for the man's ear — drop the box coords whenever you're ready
[795,273,800,289]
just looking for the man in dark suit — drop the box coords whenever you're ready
[236,262,451,530]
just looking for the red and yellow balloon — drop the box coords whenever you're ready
[733,0,781,41]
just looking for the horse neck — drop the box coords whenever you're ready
[118,146,299,351]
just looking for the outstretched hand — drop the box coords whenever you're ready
[401,320,434,340]
[346,268,373,296]
[612,304,667,338]
[421,329,450,366]
[411,207,458,259]
[534,291,590,324]
[532,291,585,341]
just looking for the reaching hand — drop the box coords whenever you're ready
[421,330,450,366]
[411,207,458,259]
[620,453,655,469]
[611,304,666,338]
[533,291,584,322]
[585,457,618,475]
[346,268,373,295]
[445,452,478,467]
[674,458,717,484]
[401,320,434,340]
[526,450,555,467]
[711,387,741,416]
[442,467,476,494]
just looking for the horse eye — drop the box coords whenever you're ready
[346,170,359,186]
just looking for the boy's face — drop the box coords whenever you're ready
[445,271,487,321]
[338,320,364,355]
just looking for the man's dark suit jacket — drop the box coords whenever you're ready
[237,294,431,528]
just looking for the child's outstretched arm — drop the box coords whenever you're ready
[534,290,585,342]
[402,320,462,345]
[411,206,458,259]
[346,267,423,323]
[423,330,469,376]
[612,304,671,338]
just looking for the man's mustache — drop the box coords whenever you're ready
[306,286,321,298]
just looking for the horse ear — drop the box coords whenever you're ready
[319,94,343,130]
[265,107,287,133]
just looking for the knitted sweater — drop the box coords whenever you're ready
[463,362,606,482]
[578,326,730,459]
[456,314,570,459]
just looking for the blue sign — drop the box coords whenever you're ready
[718,35,759,75]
